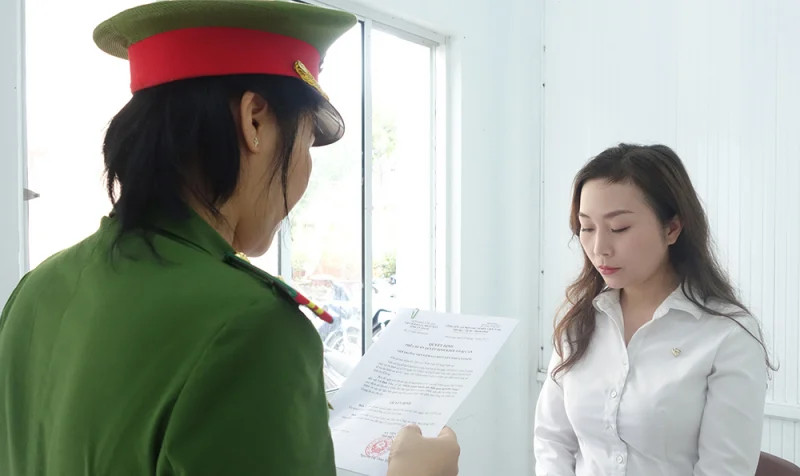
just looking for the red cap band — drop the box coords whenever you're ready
[128,27,321,92]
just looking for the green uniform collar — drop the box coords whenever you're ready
[103,206,235,260]
[153,207,235,259]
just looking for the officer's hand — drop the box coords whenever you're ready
[386,424,460,476]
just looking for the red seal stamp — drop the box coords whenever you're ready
[365,436,393,458]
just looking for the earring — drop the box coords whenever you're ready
[253,137,259,148]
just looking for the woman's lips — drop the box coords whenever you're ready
[598,266,620,275]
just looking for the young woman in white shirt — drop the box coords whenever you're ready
[534,143,775,476]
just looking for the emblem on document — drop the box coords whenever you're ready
[365,436,393,458]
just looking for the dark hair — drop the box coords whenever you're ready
[552,143,776,379]
[103,74,324,248]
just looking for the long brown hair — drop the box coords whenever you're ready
[552,143,776,379]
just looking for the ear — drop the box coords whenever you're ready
[238,91,270,154]
[665,215,682,245]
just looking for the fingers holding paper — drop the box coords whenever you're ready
[387,425,460,476]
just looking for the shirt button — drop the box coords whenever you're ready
[616,455,624,464]
[610,390,618,398]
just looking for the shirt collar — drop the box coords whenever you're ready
[592,284,704,320]
[656,285,704,320]
[103,206,235,260]
[592,288,620,315]
[152,207,235,259]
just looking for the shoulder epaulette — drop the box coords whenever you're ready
[223,252,333,324]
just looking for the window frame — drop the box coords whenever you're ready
[0,0,28,306]
[279,1,448,355]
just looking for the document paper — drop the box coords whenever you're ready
[329,309,517,476]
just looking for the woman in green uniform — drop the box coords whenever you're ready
[0,1,459,475]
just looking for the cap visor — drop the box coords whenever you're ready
[313,98,345,147]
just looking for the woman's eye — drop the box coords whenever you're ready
[611,226,630,233]
[579,227,594,233]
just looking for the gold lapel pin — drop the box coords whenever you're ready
[672,348,682,357]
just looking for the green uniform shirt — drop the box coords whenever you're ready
[0,211,335,475]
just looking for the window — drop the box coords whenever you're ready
[24,1,445,389]
[250,12,444,389]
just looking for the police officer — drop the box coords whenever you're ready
[0,1,459,474]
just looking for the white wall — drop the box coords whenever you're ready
[0,0,25,306]
[541,0,800,464]
[346,1,545,474]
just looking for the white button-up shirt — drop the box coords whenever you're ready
[534,287,768,476]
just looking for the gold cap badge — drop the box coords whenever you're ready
[294,60,329,101]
